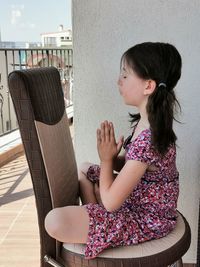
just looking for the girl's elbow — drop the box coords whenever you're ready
[102,199,120,212]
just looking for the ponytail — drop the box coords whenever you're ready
[147,85,181,155]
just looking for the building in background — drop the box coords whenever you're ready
[40,25,72,47]
[0,25,73,135]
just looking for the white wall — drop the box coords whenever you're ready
[72,0,200,263]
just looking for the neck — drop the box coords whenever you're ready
[138,101,150,129]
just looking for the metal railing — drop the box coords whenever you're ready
[0,47,73,136]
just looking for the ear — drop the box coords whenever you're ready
[143,80,156,96]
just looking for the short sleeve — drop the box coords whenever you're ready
[126,129,156,165]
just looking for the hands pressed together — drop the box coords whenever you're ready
[97,121,124,163]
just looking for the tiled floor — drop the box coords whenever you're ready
[0,155,40,267]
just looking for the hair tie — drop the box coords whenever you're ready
[158,82,167,88]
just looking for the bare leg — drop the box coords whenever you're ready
[78,162,98,205]
[45,206,89,243]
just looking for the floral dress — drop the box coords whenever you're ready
[83,128,179,259]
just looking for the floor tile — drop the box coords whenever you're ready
[0,155,40,266]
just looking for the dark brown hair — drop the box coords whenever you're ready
[121,42,182,155]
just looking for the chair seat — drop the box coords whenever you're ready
[61,212,191,266]
[63,212,183,258]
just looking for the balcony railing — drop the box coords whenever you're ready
[0,47,73,136]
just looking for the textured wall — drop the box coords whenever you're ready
[72,0,200,263]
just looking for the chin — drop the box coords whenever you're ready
[124,100,134,106]
[128,103,138,108]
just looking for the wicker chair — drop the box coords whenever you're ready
[8,67,191,267]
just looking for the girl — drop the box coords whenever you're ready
[45,42,182,260]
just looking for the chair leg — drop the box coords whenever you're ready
[176,259,183,267]
[44,255,64,267]
[168,259,183,267]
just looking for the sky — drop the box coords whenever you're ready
[0,0,72,42]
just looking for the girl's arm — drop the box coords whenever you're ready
[100,160,147,212]
[97,121,148,212]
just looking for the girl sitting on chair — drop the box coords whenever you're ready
[45,42,182,260]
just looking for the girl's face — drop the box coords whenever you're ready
[117,61,148,107]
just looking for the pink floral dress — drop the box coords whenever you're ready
[83,129,179,259]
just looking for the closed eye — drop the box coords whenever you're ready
[120,72,127,79]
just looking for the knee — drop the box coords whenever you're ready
[78,162,92,177]
[44,208,62,239]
